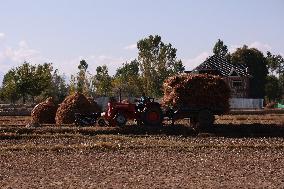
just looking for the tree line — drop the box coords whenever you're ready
[0,35,184,104]
[0,35,283,104]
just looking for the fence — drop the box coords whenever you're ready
[0,104,34,116]
[229,98,264,109]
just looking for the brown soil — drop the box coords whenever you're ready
[1,114,284,188]
[0,116,30,126]
[1,136,284,188]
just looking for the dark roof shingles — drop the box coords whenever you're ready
[192,55,250,76]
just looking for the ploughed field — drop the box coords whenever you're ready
[1,113,284,188]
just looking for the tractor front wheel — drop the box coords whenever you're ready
[115,113,127,127]
[97,118,106,127]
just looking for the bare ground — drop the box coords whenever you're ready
[1,135,284,188]
[1,114,284,188]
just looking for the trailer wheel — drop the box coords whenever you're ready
[190,116,198,129]
[198,110,215,130]
[142,106,163,127]
[115,113,127,127]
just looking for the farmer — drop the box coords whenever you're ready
[136,92,149,112]
[107,97,117,126]
[140,92,149,104]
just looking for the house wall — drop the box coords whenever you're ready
[230,98,263,109]
[223,77,250,98]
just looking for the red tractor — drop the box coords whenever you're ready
[104,98,163,127]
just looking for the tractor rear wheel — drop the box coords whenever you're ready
[115,113,127,127]
[142,106,163,127]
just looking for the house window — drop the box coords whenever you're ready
[232,80,242,87]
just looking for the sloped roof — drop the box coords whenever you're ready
[191,55,250,77]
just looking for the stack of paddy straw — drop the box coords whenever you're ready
[31,97,58,124]
[55,92,101,124]
[162,73,231,113]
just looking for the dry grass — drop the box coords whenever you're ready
[215,114,284,125]
[2,133,284,153]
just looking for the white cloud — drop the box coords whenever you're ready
[249,41,272,52]
[55,54,132,77]
[228,45,240,53]
[18,40,29,48]
[0,39,49,84]
[229,41,272,53]
[0,40,47,72]
[0,33,5,40]
[183,52,210,71]
[124,43,137,50]
[0,37,133,80]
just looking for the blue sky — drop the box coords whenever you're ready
[0,0,283,78]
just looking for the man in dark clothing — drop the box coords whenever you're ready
[137,92,149,112]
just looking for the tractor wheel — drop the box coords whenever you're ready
[190,116,198,129]
[197,110,215,131]
[115,113,127,127]
[97,118,106,127]
[142,106,163,127]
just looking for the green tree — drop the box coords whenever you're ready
[266,52,284,100]
[266,51,284,76]
[213,39,229,57]
[137,35,184,97]
[1,62,53,103]
[14,62,35,103]
[213,39,231,62]
[0,69,20,103]
[265,75,280,101]
[68,75,77,95]
[77,59,89,93]
[31,63,53,100]
[113,59,143,97]
[43,69,68,103]
[69,60,93,96]
[279,75,284,99]
[93,65,112,96]
[231,46,268,99]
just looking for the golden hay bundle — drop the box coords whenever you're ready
[31,97,58,124]
[162,74,231,113]
[55,93,100,124]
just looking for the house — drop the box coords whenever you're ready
[190,55,251,98]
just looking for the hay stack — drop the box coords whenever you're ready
[163,74,231,113]
[55,93,100,124]
[31,97,58,124]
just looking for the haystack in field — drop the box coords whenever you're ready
[55,93,100,124]
[31,97,58,124]
[163,73,231,113]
